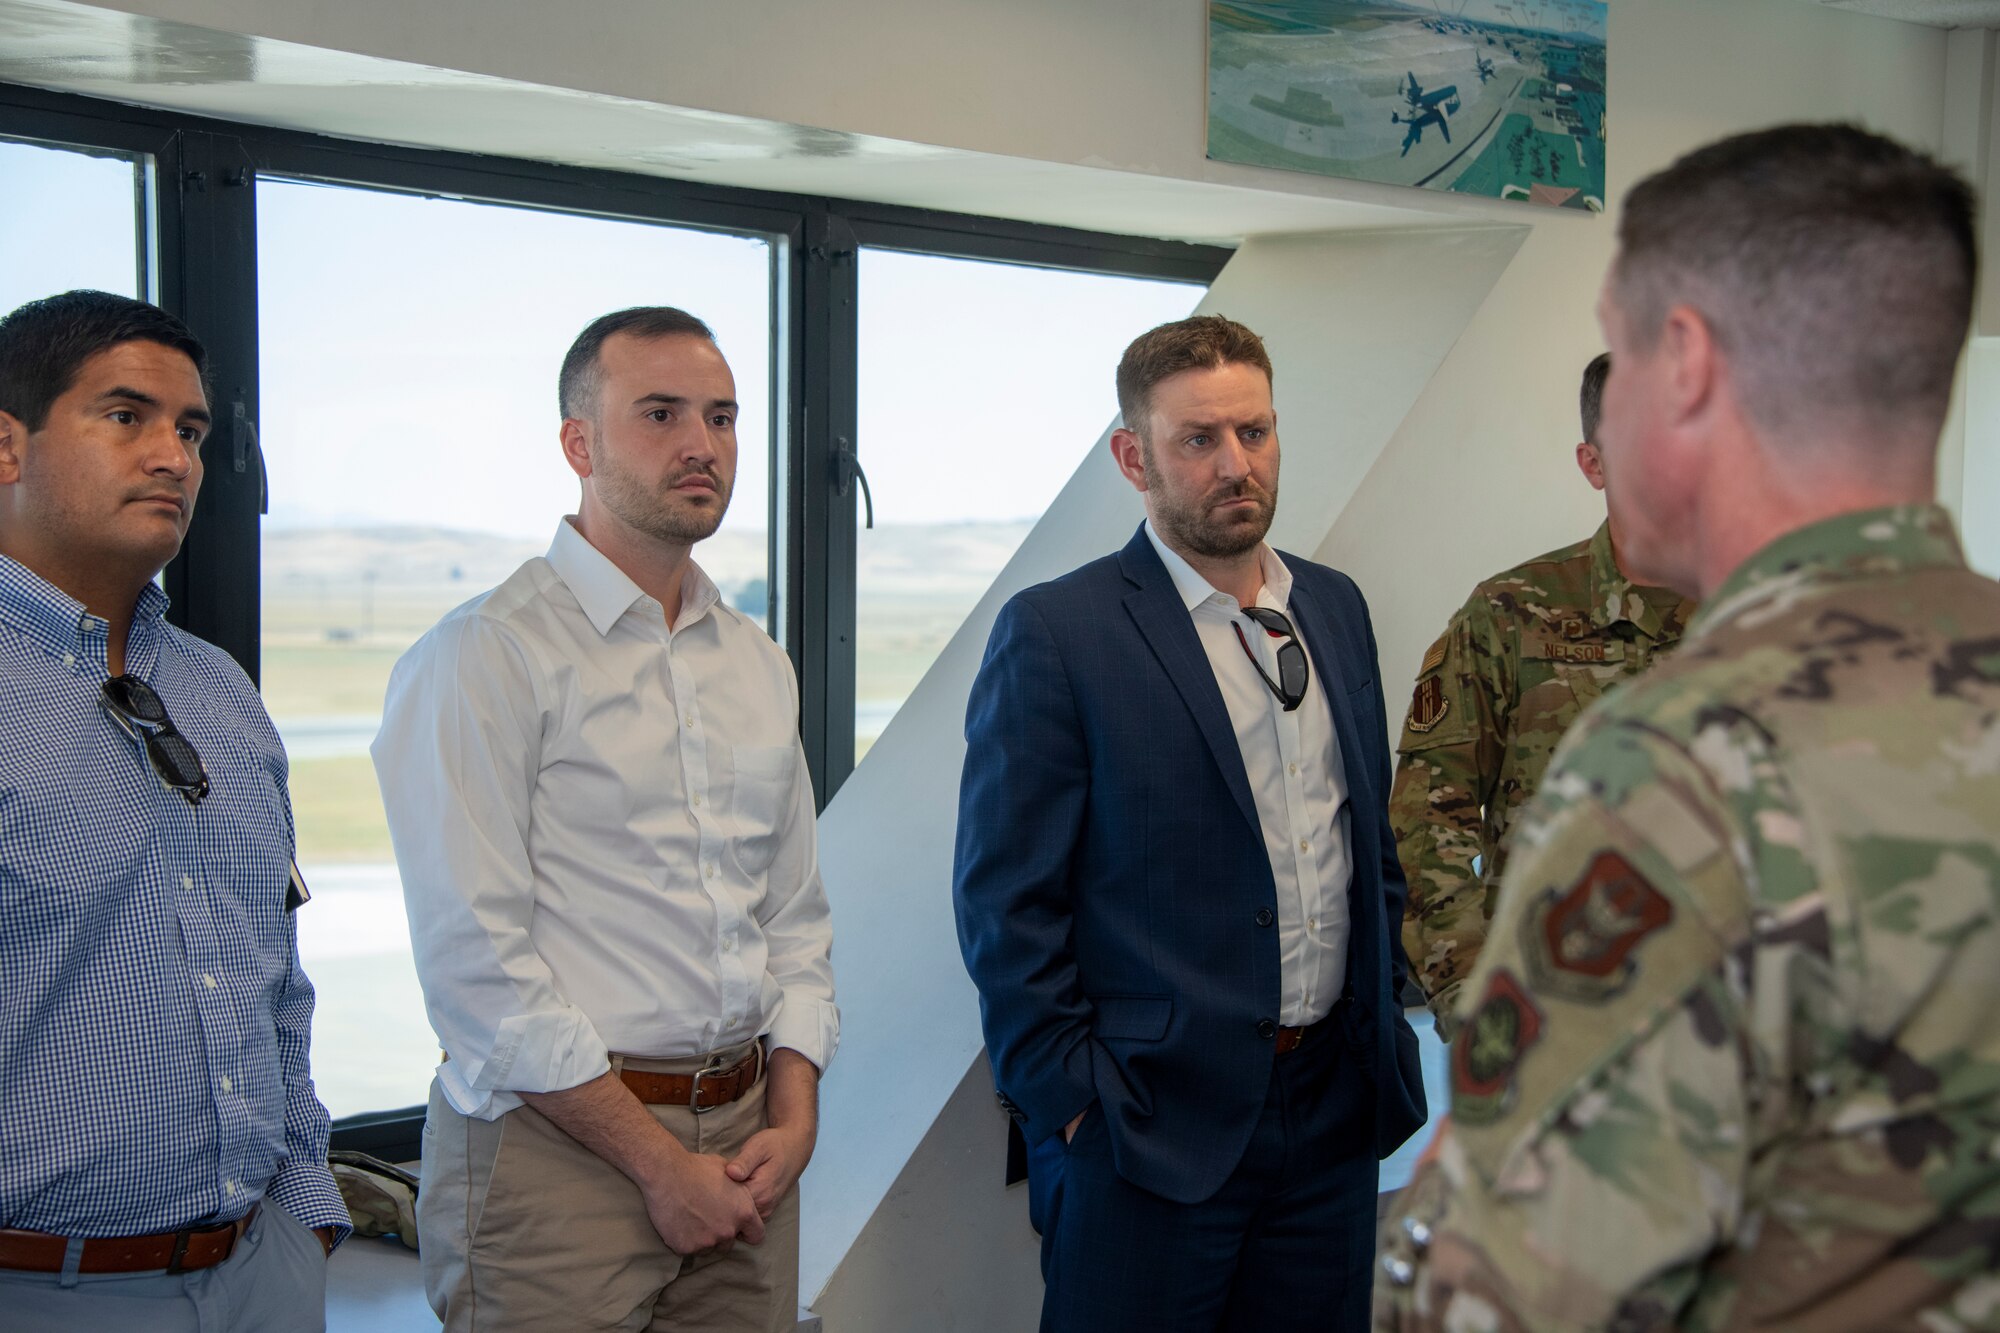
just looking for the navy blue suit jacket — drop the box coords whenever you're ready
[953,525,1428,1205]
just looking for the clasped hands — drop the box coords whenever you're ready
[642,1122,814,1256]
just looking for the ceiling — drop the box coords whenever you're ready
[1815,0,2000,27]
[0,0,1500,248]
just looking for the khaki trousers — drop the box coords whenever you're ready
[419,1044,800,1333]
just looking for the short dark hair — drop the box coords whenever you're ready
[1613,123,1976,440]
[1116,315,1273,438]
[559,307,715,420]
[0,290,208,432]
[1579,352,1610,444]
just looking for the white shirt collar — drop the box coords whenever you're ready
[1143,519,1293,614]
[546,516,720,638]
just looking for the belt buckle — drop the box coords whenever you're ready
[688,1056,729,1115]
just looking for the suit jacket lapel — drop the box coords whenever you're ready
[1119,531,1261,840]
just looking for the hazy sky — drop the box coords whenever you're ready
[0,141,142,310]
[5,140,1202,542]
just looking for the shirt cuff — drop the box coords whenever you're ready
[265,1161,353,1250]
[765,994,840,1073]
[439,1005,612,1118]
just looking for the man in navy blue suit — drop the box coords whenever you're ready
[954,315,1427,1332]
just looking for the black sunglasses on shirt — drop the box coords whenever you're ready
[100,674,210,806]
[1231,606,1311,712]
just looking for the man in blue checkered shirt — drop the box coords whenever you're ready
[0,291,349,1331]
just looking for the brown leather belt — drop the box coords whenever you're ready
[1274,1025,1309,1056]
[619,1044,764,1112]
[0,1203,257,1274]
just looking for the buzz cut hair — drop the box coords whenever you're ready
[1116,315,1273,440]
[1612,123,1976,442]
[1580,352,1611,445]
[559,306,715,421]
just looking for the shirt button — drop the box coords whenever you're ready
[724,936,737,952]
[1254,908,1274,928]
[220,1074,232,1093]
[706,865,718,879]
[1289,763,1298,776]
[202,974,217,989]
[692,795,702,808]
[181,875,195,891]
[1299,839,1310,853]
[63,653,76,668]
[684,714,695,728]
[225,1180,238,1196]
[1309,917,1319,932]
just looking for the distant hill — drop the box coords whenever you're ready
[264,520,1039,615]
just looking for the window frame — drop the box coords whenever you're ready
[0,80,1230,1155]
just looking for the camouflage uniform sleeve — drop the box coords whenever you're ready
[1376,718,1757,1332]
[1392,595,1509,1032]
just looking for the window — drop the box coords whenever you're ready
[0,137,146,310]
[852,251,1202,760]
[0,83,1228,1147]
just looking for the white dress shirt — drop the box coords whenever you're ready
[373,517,838,1119]
[1144,522,1352,1025]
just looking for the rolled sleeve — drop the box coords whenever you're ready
[766,993,840,1073]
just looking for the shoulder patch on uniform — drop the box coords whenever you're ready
[1406,677,1450,733]
[1452,969,1543,1126]
[1420,635,1447,675]
[1521,850,1673,1004]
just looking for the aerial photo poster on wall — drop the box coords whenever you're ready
[1208,0,1608,211]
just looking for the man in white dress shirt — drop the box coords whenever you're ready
[373,307,837,1333]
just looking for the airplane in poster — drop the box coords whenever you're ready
[1392,71,1461,156]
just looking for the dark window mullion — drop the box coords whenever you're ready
[162,131,262,683]
[799,209,861,805]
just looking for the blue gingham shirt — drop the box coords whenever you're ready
[0,556,348,1241]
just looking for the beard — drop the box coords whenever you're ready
[1144,452,1278,560]
[595,454,734,547]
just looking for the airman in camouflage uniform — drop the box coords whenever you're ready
[1392,515,1693,1033]
[1377,125,2000,1330]
[1378,506,2000,1330]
